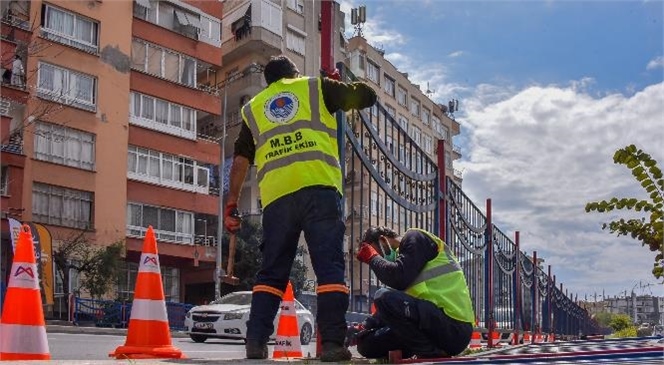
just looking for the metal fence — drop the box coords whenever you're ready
[339,63,599,346]
[73,297,193,331]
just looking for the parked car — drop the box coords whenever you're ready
[183,291,314,345]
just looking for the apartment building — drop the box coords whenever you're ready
[1,0,224,309]
[340,35,462,309]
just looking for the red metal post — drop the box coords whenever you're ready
[548,265,553,341]
[514,231,521,345]
[532,250,538,343]
[437,140,447,241]
[320,1,335,76]
[486,198,494,348]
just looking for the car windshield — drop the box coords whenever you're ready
[211,293,252,305]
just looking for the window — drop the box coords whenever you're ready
[286,27,306,55]
[398,114,408,131]
[397,86,407,106]
[441,124,450,141]
[410,125,421,146]
[33,183,93,229]
[41,4,99,53]
[131,39,197,87]
[424,134,433,154]
[37,62,97,111]
[1,165,7,196]
[117,262,180,302]
[366,60,379,84]
[133,0,220,46]
[432,116,442,136]
[384,75,395,97]
[422,108,430,126]
[126,202,194,244]
[130,92,197,139]
[34,121,95,170]
[287,0,304,14]
[385,105,396,118]
[410,98,420,117]
[385,199,392,221]
[127,145,209,193]
[371,191,378,216]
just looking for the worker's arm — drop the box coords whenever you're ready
[368,230,438,290]
[321,77,377,113]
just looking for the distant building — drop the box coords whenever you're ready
[581,295,664,325]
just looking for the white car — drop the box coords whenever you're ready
[184,291,315,345]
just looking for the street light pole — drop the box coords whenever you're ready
[215,85,228,301]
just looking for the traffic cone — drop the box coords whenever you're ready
[110,226,184,359]
[0,224,50,360]
[523,331,531,344]
[468,320,482,350]
[272,281,303,359]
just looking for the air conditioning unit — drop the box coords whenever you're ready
[0,98,10,116]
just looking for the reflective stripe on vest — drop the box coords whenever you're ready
[0,323,49,355]
[409,244,462,287]
[129,299,168,321]
[256,150,340,182]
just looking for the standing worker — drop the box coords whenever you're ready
[354,226,475,359]
[224,55,376,361]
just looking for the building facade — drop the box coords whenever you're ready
[1,0,224,312]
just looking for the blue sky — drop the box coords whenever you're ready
[340,0,664,300]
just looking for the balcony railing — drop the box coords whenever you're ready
[1,132,23,155]
[1,13,30,31]
[126,225,194,245]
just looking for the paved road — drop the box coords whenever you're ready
[47,332,322,361]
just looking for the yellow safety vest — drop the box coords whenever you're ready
[405,228,475,324]
[241,77,342,208]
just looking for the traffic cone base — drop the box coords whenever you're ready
[0,224,50,360]
[272,282,303,359]
[110,226,184,359]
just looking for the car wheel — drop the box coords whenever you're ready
[190,334,208,343]
[300,323,312,345]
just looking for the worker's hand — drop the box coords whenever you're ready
[224,203,242,233]
[356,243,379,264]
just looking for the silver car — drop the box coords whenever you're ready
[184,291,315,345]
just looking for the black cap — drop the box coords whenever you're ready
[264,55,300,85]
[362,226,399,245]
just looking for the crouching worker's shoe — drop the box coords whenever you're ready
[321,342,352,362]
[245,340,268,359]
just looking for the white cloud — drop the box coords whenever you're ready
[457,81,664,298]
[646,55,664,70]
[448,51,465,58]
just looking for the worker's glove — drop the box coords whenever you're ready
[356,242,379,264]
[363,315,382,331]
[224,203,242,233]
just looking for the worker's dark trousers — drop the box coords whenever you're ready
[357,289,473,358]
[246,186,349,346]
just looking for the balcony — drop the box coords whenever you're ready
[221,26,282,65]
[0,131,22,155]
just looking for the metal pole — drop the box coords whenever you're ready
[215,86,228,300]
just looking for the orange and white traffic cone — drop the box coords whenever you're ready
[110,226,184,359]
[523,331,531,344]
[468,323,482,350]
[272,281,303,359]
[0,224,50,360]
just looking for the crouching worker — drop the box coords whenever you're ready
[354,226,475,359]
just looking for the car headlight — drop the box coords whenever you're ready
[224,312,244,320]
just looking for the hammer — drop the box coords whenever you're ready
[221,219,241,286]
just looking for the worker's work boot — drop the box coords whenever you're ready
[321,342,352,362]
[245,340,268,359]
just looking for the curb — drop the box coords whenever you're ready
[46,324,189,338]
